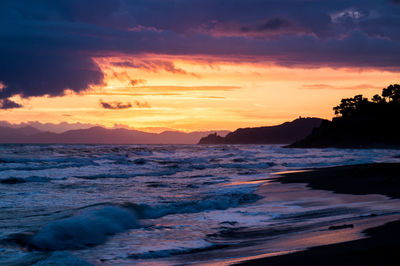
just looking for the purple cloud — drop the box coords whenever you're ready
[0,99,22,109]
[111,60,199,77]
[99,99,132,110]
[203,17,310,39]
[0,0,400,106]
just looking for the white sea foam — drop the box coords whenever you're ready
[1,144,400,264]
[8,184,261,253]
[30,206,139,250]
[127,239,215,259]
[137,190,262,219]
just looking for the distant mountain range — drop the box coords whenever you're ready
[0,118,326,145]
[198,117,326,144]
[0,125,230,144]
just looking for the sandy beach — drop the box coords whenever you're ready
[237,163,400,266]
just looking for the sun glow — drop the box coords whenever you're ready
[1,54,399,132]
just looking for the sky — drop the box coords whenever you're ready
[1,0,400,132]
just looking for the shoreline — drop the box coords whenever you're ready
[276,163,400,199]
[237,163,400,265]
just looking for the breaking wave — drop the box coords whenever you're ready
[130,191,262,219]
[7,206,139,250]
[5,187,261,251]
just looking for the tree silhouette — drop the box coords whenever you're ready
[371,94,384,104]
[290,83,400,148]
[333,95,369,117]
[382,84,400,103]
[333,84,400,117]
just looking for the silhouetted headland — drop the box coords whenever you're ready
[288,84,400,148]
[198,117,325,144]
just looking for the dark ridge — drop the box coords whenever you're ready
[198,117,325,144]
[287,117,400,149]
[0,126,42,138]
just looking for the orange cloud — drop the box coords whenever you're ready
[130,79,147,86]
[3,55,400,133]
[132,85,241,91]
[299,84,382,90]
[134,101,151,108]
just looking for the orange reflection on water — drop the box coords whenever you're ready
[223,179,271,186]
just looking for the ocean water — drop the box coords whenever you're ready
[1,144,400,265]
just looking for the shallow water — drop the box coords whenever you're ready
[1,144,400,265]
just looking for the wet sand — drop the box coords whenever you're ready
[277,163,400,199]
[237,163,400,266]
[171,167,400,265]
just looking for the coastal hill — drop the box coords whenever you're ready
[0,126,229,144]
[288,84,400,148]
[198,117,326,144]
[0,125,43,139]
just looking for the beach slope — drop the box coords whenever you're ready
[238,163,400,266]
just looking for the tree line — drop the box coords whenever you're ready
[333,84,400,117]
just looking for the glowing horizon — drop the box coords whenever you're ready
[1,55,399,132]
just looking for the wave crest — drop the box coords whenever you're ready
[30,206,139,250]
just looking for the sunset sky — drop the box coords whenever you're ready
[1,0,400,132]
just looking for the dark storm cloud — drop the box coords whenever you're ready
[253,18,292,31]
[204,17,308,39]
[1,0,400,105]
[0,52,104,99]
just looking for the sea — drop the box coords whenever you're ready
[1,144,400,265]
